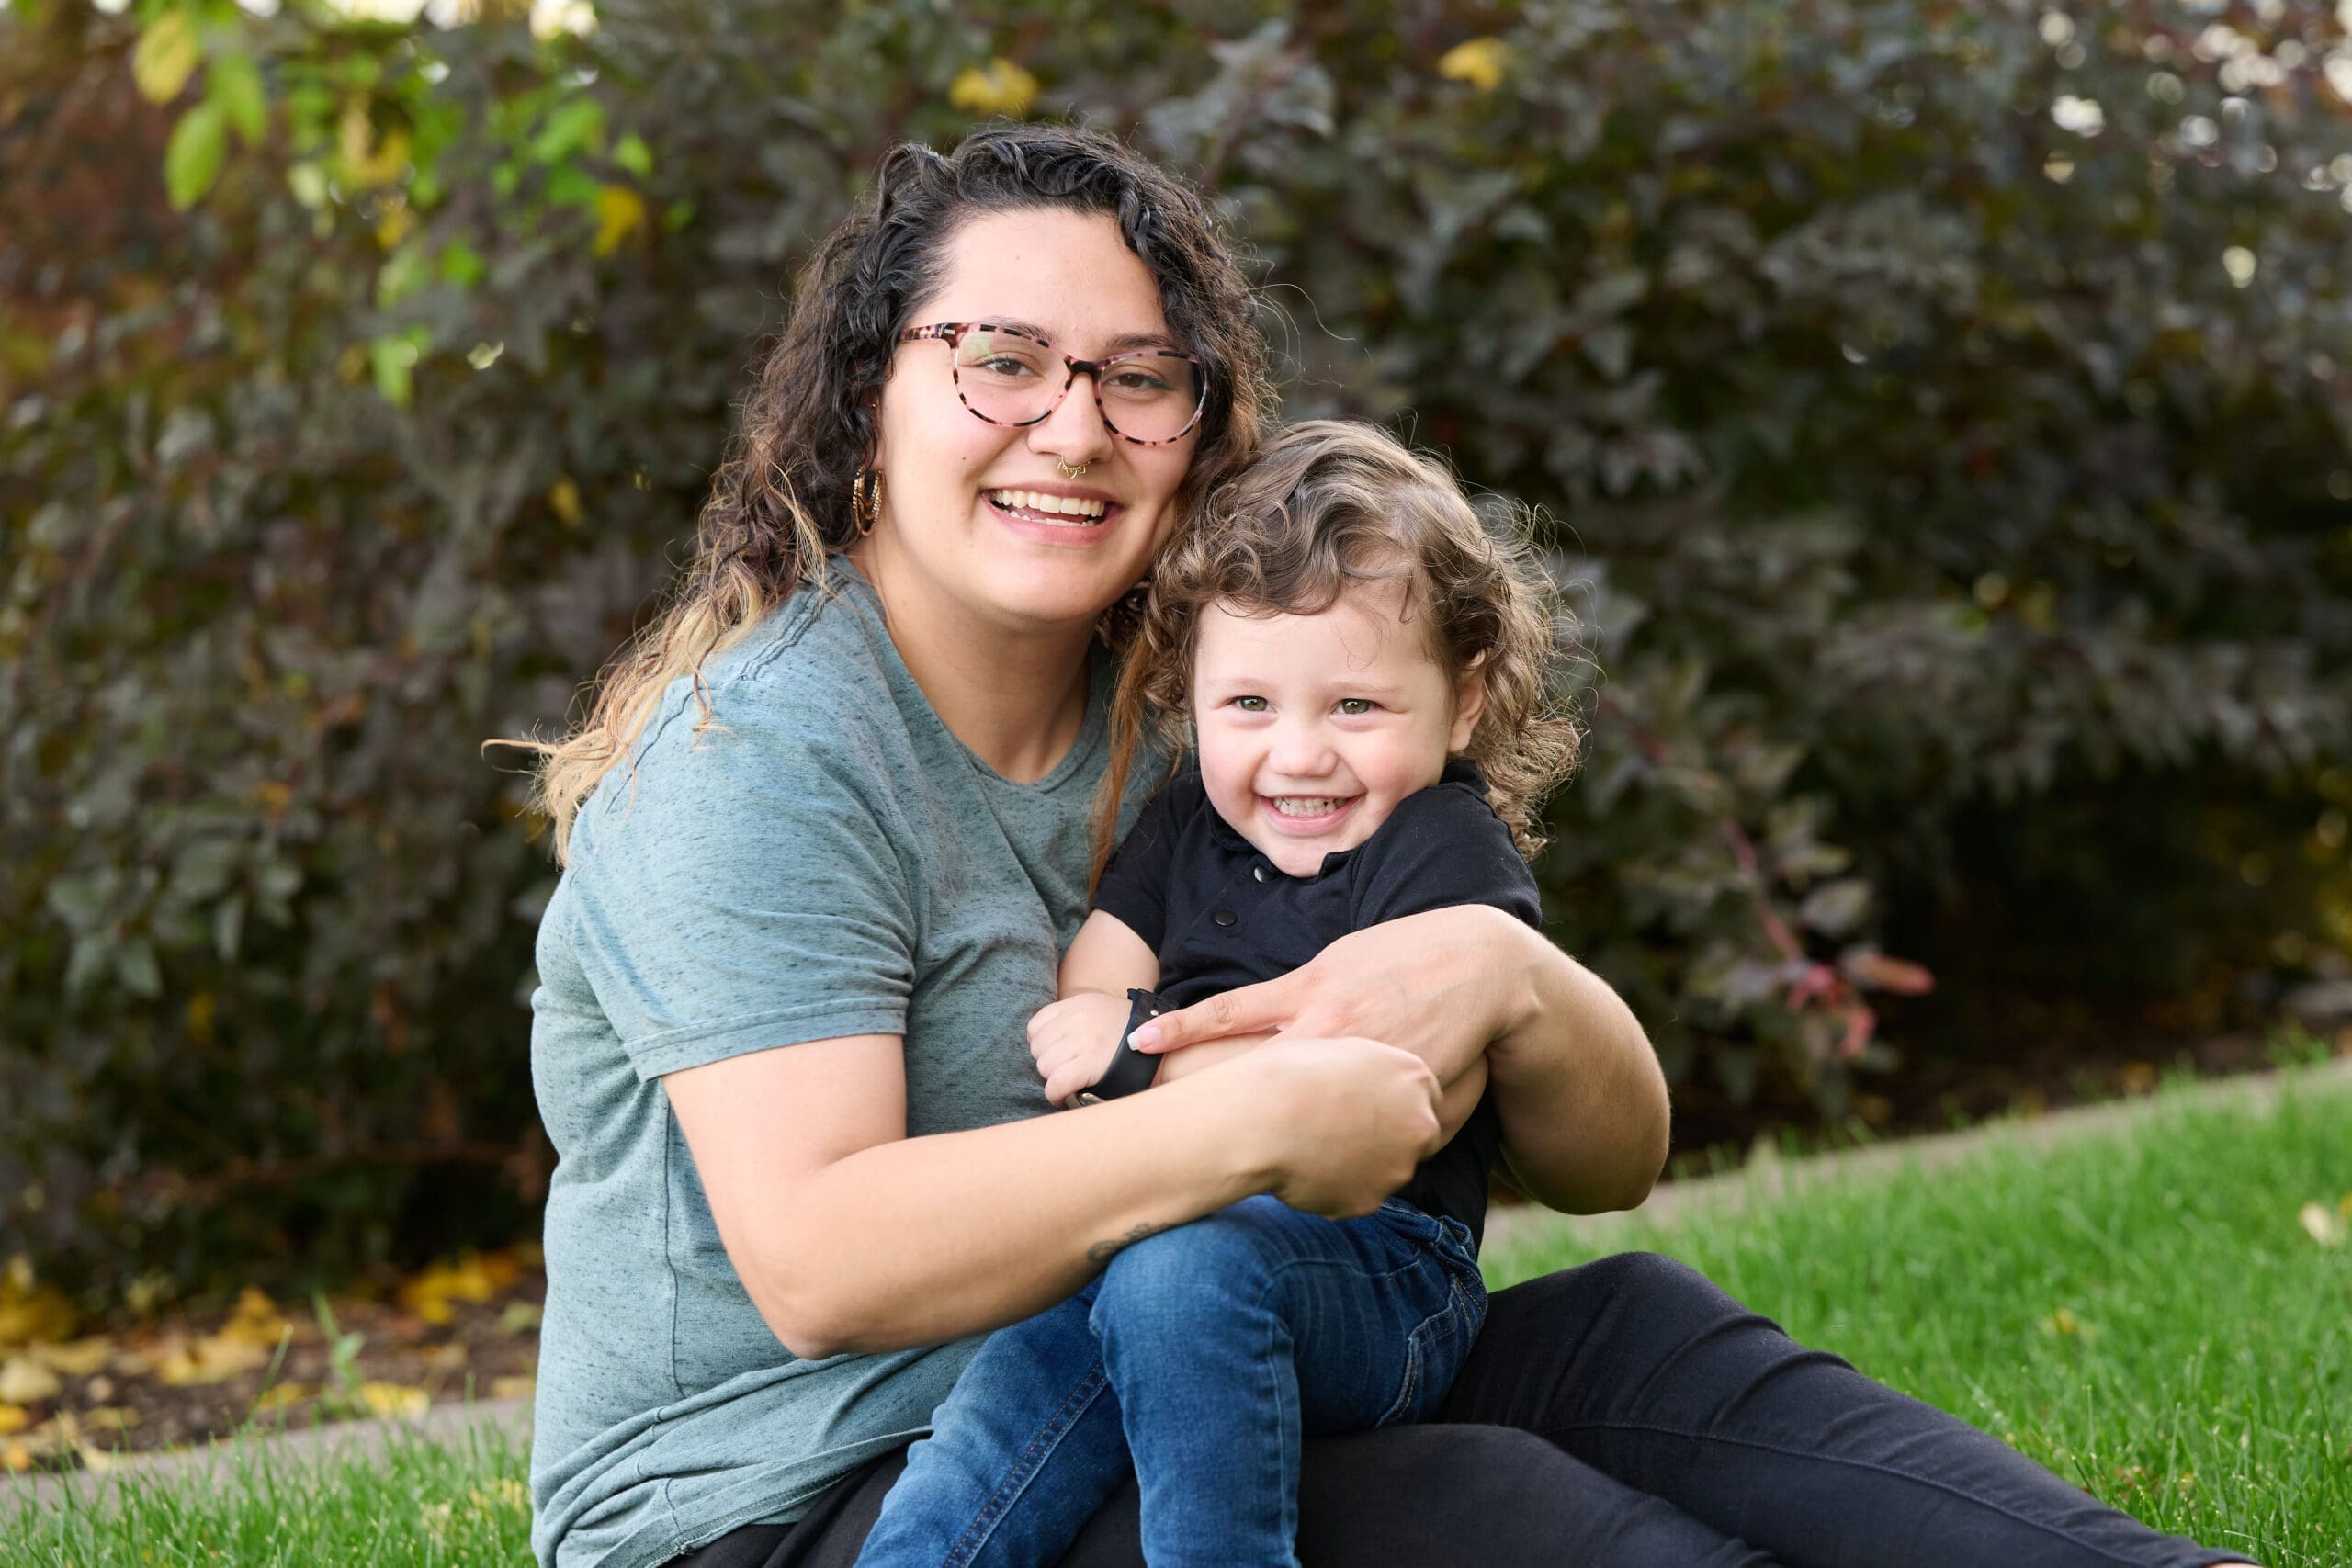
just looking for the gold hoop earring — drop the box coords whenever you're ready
[854,468,883,536]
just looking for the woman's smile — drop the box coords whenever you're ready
[981,481,1123,546]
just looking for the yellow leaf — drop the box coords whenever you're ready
[133,11,202,105]
[2299,1201,2346,1247]
[216,1287,289,1349]
[32,1337,114,1378]
[0,1278,78,1347]
[2,1439,28,1472]
[336,103,412,191]
[250,1382,311,1414]
[547,478,583,526]
[376,199,418,250]
[490,1373,536,1401]
[2042,1306,2079,1337]
[153,1330,270,1387]
[1437,37,1510,92]
[948,58,1040,118]
[592,185,646,257]
[359,1382,430,1420]
[0,1405,28,1436]
[0,1356,60,1404]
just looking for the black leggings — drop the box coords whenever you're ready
[680,1252,2246,1568]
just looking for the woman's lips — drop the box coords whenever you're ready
[985,491,1122,543]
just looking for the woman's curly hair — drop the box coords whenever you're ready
[1094,419,1579,877]
[517,123,1273,863]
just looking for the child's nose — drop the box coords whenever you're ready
[1268,718,1335,777]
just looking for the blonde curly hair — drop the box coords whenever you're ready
[1094,419,1579,879]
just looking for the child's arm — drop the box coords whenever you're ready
[1058,908,1159,998]
[1029,912,1159,1107]
[1032,913,1272,1102]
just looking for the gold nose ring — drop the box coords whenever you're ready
[1056,455,1091,480]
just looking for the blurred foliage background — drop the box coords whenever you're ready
[4,0,2350,1298]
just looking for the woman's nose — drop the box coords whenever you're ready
[1028,370,1115,464]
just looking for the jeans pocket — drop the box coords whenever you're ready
[1375,1274,1486,1428]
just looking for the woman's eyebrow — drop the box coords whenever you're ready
[982,318,1182,355]
[1101,330,1184,354]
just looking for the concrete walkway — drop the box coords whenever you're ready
[8,1054,2347,1516]
[4,1393,531,1515]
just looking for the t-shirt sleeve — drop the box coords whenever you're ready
[1090,770,1205,954]
[559,679,918,1082]
[1350,784,1544,931]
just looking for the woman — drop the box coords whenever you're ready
[521,125,2251,1568]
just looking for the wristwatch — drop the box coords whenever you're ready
[1075,988,1167,1105]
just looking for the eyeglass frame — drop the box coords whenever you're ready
[896,321,1210,446]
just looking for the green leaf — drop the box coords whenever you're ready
[368,328,430,407]
[529,96,605,164]
[613,130,653,178]
[440,238,485,288]
[164,100,230,211]
[210,51,267,146]
[115,939,164,999]
[375,241,430,310]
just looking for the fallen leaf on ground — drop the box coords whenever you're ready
[0,1279,76,1348]
[250,1382,311,1415]
[398,1253,520,1326]
[215,1287,291,1348]
[2041,1307,2081,1337]
[154,1330,272,1386]
[0,1355,62,1404]
[0,1404,28,1436]
[498,1301,542,1336]
[2299,1201,2346,1247]
[491,1374,535,1400]
[34,1337,116,1377]
[359,1382,429,1420]
[2,1439,28,1472]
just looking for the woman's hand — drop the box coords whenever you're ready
[1238,1037,1446,1217]
[1130,905,1530,1087]
[1027,991,1137,1107]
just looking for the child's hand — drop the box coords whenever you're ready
[1027,991,1141,1108]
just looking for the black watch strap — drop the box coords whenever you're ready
[1075,988,1166,1105]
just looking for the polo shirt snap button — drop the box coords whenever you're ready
[1252,865,1270,883]
[1213,908,1238,927]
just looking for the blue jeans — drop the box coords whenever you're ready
[852,1195,1487,1568]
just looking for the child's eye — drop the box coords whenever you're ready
[1231,695,1269,713]
[1335,698,1379,716]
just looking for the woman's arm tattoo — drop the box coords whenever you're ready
[1086,1221,1172,1265]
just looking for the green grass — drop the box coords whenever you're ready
[2,1424,534,1567]
[1487,1067,2352,1568]
[6,1070,2346,1566]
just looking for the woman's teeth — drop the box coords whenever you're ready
[988,490,1107,522]
[1270,796,1346,818]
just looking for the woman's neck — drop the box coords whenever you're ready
[850,549,1096,784]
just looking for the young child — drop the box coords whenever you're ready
[853,421,1579,1568]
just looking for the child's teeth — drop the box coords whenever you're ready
[1272,796,1340,817]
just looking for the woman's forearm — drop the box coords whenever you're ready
[750,1071,1280,1357]
[1487,924,1669,1213]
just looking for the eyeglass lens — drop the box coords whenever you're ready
[953,328,1203,443]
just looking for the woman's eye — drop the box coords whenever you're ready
[975,356,1040,378]
[1232,695,1269,713]
[1336,698,1378,716]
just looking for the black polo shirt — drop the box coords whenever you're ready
[1092,760,1542,1250]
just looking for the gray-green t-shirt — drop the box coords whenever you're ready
[526,570,1135,1568]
